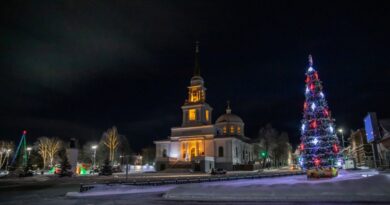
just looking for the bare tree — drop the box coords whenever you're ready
[102,127,120,162]
[257,124,278,168]
[37,137,50,169]
[272,132,289,167]
[78,141,98,164]
[141,146,156,165]
[255,125,291,168]
[47,138,62,167]
[37,137,62,169]
[0,141,13,169]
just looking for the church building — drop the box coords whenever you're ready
[154,43,253,172]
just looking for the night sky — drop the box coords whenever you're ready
[1,1,389,151]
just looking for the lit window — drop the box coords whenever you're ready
[223,126,227,134]
[189,109,196,121]
[230,126,234,133]
[237,126,241,134]
[205,110,209,121]
[190,90,199,102]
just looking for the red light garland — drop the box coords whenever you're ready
[310,83,315,91]
[314,158,321,166]
[311,120,317,128]
[333,144,339,153]
[305,76,310,83]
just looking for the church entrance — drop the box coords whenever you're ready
[181,140,205,161]
[191,148,196,160]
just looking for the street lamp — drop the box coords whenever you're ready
[26,147,32,161]
[91,145,98,173]
[5,149,11,171]
[338,129,345,149]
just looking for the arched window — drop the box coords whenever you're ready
[230,126,234,134]
[218,146,224,157]
[162,149,167,157]
[189,109,196,121]
[237,126,241,134]
[223,126,227,134]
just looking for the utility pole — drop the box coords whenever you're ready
[338,129,345,149]
[91,145,98,174]
[125,155,129,182]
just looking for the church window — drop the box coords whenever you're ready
[235,147,238,157]
[218,146,224,157]
[190,89,200,102]
[237,126,241,134]
[230,126,234,134]
[205,110,210,121]
[223,126,227,134]
[189,109,196,121]
[162,149,167,157]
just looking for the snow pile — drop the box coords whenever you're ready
[66,184,176,197]
[164,170,390,202]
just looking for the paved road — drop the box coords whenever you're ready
[1,183,387,205]
[0,171,388,205]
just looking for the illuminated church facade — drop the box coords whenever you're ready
[154,43,253,172]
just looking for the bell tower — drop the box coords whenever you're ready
[181,42,213,127]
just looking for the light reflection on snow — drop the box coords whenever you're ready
[197,170,379,187]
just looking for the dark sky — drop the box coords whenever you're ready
[1,1,389,151]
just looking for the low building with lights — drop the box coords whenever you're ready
[348,129,374,167]
[154,43,253,172]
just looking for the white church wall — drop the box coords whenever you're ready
[204,139,214,157]
[214,139,233,163]
[169,141,180,159]
[155,142,170,158]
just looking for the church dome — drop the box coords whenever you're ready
[190,75,204,85]
[215,103,244,124]
[216,113,243,123]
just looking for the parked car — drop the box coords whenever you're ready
[211,168,226,175]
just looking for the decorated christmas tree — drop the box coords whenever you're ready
[299,55,340,178]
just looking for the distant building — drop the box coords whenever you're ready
[378,119,390,167]
[348,129,373,167]
[66,138,79,173]
[362,113,390,168]
[154,43,253,172]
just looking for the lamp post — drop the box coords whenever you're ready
[5,149,11,171]
[26,147,32,157]
[338,129,345,149]
[26,147,32,165]
[91,145,98,173]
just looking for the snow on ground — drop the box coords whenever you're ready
[164,169,390,202]
[67,184,176,197]
[66,169,390,202]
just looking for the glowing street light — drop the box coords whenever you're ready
[338,129,345,149]
[26,147,32,158]
[91,145,98,172]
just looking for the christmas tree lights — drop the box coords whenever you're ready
[300,55,340,176]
